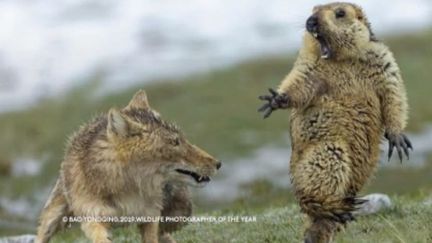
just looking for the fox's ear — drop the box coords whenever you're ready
[125,89,151,110]
[107,108,128,139]
[107,108,144,140]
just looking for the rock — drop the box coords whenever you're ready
[423,197,432,206]
[354,193,392,216]
[0,235,35,243]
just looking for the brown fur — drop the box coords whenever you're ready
[36,90,221,243]
[273,2,408,242]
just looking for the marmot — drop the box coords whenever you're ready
[36,90,221,243]
[258,2,412,242]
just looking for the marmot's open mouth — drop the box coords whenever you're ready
[311,32,332,59]
[176,169,210,183]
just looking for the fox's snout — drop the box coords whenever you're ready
[186,144,221,172]
[173,143,221,187]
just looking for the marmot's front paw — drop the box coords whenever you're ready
[258,88,289,119]
[385,132,413,163]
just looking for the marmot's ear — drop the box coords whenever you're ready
[312,5,321,12]
[352,4,378,42]
[107,108,128,139]
[125,89,151,110]
[365,20,378,42]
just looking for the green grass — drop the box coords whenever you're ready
[177,196,432,243]
[48,196,432,243]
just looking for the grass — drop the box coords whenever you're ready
[47,196,432,243]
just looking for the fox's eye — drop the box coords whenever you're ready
[172,138,180,146]
[335,9,346,18]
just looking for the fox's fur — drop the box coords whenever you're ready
[36,90,221,243]
[261,2,410,242]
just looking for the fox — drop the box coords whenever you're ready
[35,90,222,243]
[258,2,412,243]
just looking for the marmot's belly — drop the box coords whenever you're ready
[290,99,383,158]
[289,98,384,192]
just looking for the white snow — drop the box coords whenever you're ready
[11,158,42,177]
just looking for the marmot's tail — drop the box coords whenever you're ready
[35,178,69,243]
[301,196,367,224]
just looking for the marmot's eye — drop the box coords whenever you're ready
[335,9,346,18]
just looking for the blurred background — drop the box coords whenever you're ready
[0,0,431,237]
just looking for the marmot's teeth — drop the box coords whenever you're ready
[313,33,318,38]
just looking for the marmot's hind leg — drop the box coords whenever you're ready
[302,197,365,243]
[159,184,192,243]
[304,217,339,243]
[291,143,365,243]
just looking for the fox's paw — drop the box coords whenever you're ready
[159,233,176,243]
[94,237,112,243]
[385,132,413,163]
[258,88,289,119]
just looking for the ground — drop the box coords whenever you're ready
[50,196,432,243]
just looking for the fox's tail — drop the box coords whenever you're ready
[35,178,69,243]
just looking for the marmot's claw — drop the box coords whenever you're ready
[257,103,270,112]
[333,212,355,224]
[257,102,274,119]
[263,108,273,119]
[386,133,413,163]
[258,88,289,119]
[258,95,272,101]
[402,134,413,149]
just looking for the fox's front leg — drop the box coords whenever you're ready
[258,60,321,118]
[81,222,112,243]
[139,222,159,243]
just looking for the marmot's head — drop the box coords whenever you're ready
[304,2,376,60]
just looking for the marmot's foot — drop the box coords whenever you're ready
[385,132,413,162]
[258,88,289,118]
[333,212,355,224]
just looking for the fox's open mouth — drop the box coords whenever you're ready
[311,32,332,59]
[176,169,210,183]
